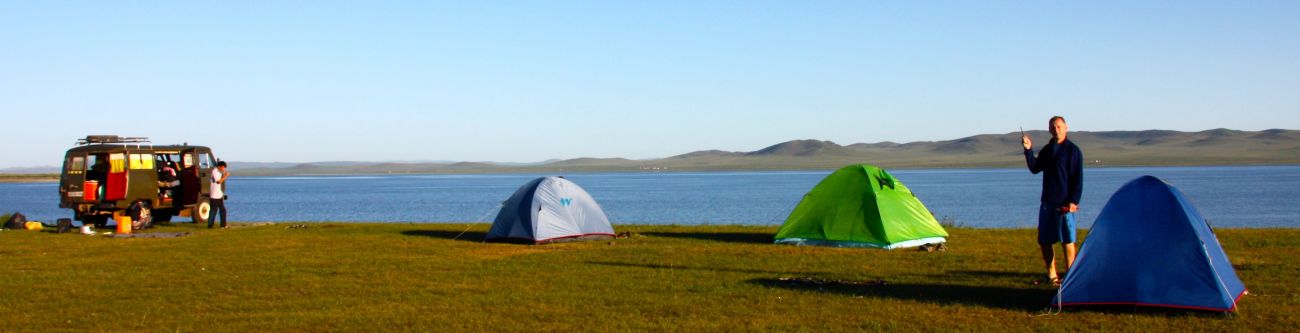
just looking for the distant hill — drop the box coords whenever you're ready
[748,140,853,156]
[229,162,299,169]
[545,157,638,166]
[8,129,1294,178]
[173,128,1300,176]
[0,166,59,174]
[668,150,743,159]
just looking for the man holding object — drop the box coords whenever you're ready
[1023,116,1083,286]
[209,161,229,229]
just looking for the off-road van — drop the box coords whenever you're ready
[59,135,219,228]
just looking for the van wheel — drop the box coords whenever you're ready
[193,199,211,225]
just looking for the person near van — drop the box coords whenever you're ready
[1022,115,1083,287]
[87,157,108,183]
[157,158,179,198]
[209,161,230,229]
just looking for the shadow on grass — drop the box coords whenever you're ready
[401,230,487,243]
[641,231,773,244]
[945,270,1043,280]
[587,261,815,275]
[750,277,1056,311]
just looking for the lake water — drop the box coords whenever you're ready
[2,166,1297,228]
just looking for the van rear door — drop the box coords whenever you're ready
[59,152,86,208]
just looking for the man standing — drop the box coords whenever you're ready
[209,161,229,229]
[1023,116,1083,286]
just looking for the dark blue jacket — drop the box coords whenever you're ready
[1025,138,1083,206]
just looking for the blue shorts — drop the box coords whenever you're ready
[1038,203,1077,245]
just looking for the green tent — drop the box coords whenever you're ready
[775,164,948,249]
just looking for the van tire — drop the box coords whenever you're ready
[193,199,211,225]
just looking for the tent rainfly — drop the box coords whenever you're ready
[487,176,615,244]
[1054,175,1247,311]
[775,164,948,249]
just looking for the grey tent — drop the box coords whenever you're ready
[487,176,615,244]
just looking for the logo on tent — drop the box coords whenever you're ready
[874,175,895,190]
[559,198,572,206]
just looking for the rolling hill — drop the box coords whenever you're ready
[221,128,1300,175]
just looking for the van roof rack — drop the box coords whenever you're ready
[77,135,151,146]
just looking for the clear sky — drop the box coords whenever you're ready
[2,1,1298,168]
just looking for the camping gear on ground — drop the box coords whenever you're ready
[132,217,151,231]
[5,213,27,229]
[487,176,615,244]
[775,164,948,249]
[1053,176,1246,312]
[115,215,132,234]
[24,221,43,231]
[127,201,152,231]
[57,218,73,234]
[80,226,95,235]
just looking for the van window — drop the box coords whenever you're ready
[109,153,126,173]
[199,153,213,169]
[85,154,109,182]
[68,156,85,171]
[85,155,100,171]
[130,154,154,170]
[183,153,194,168]
[158,153,180,169]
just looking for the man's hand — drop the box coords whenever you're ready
[1060,203,1078,213]
[1022,134,1032,150]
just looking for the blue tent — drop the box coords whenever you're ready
[1054,176,1247,311]
[487,177,615,244]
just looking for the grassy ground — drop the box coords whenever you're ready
[1,223,1295,332]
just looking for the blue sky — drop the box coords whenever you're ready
[2,1,1297,168]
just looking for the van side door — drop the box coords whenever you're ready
[178,150,200,206]
[125,151,158,202]
[197,149,216,197]
[182,148,216,198]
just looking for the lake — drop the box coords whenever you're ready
[1,166,1297,228]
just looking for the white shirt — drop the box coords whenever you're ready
[210,168,225,199]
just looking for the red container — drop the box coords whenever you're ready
[83,181,98,202]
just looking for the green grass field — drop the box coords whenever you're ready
[1,223,1296,332]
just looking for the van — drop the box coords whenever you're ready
[58,135,219,227]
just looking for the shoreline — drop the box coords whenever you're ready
[0,174,58,183]
[5,163,1299,183]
